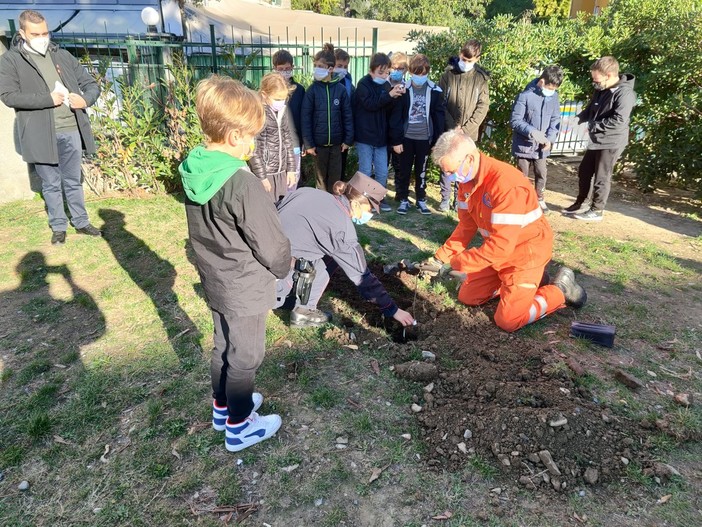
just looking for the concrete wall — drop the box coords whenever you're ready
[0,40,36,204]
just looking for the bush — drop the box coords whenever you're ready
[86,57,202,194]
[410,0,702,195]
[410,15,586,160]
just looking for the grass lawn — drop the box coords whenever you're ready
[1,170,701,526]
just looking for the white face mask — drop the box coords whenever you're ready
[277,70,293,80]
[333,67,348,79]
[458,60,475,73]
[26,36,50,56]
[269,99,286,113]
[313,67,330,81]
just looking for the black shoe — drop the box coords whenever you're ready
[51,231,66,245]
[552,267,587,308]
[290,307,332,328]
[562,202,587,215]
[539,270,550,288]
[76,224,102,237]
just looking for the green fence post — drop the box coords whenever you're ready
[209,24,218,74]
[372,27,378,55]
[8,19,15,39]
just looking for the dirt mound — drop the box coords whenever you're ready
[326,264,656,493]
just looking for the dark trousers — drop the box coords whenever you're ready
[341,149,349,182]
[211,309,268,423]
[516,157,548,199]
[396,138,430,203]
[576,147,624,211]
[275,257,339,311]
[315,145,343,192]
[33,130,89,231]
[387,146,400,182]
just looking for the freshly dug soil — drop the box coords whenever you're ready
[326,264,655,493]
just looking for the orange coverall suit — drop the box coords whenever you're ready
[435,154,566,332]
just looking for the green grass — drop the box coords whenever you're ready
[0,186,700,527]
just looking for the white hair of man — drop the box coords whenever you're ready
[431,128,477,167]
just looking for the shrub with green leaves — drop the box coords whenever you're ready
[410,0,702,195]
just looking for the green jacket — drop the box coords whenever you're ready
[438,59,490,141]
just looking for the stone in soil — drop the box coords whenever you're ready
[18,480,29,491]
[673,393,692,407]
[584,467,599,485]
[613,369,645,390]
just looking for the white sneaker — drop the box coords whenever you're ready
[225,412,282,452]
[212,393,263,431]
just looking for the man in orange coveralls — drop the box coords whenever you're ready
[419,129,586,332]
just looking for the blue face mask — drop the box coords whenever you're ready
[411,74,427,86]
[447,156,474,184]
[389,70,404,82]
[372,76,388,85]
[541,87,556,97]
[352,211,374,225]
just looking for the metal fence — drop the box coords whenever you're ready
[10,22,377,97]
[3,21,586,155]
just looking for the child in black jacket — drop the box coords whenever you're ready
[395,54,446,215]
[179,76,291,452]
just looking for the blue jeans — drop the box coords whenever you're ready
[33,130,89,231]
[356,143,388,188]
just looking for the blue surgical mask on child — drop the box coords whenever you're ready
[313,67,330,81]
[389,70,404,82]
[372,76,388,86]
[352,211,374,225]
[411,74,428,86]
[541,87,556,97]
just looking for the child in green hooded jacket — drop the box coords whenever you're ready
[179,76,291,452]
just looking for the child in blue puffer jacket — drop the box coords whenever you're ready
[510,65,564,212]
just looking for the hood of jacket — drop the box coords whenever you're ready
[11,32,60,54]
[178,146,247,205]
[614,73,635,91]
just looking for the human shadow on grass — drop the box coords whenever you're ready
[0,252,107,451]
[97,209,202,367]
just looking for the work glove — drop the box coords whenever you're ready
[530,129,549,145]
[415,257,451,278]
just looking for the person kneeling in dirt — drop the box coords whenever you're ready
[275,171,415,329]
[419,129,587,332]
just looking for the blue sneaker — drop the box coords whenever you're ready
[212,393,263,432]
[225,412,282,452]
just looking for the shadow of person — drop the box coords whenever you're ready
[97,209,201,367]
[1,252,106,373]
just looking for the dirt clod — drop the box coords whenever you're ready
[394,361,438,382]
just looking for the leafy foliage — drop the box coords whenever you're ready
[86,57,203,194]
[533,0,571,18]
[411,0,702,194]
[410,16,586,159]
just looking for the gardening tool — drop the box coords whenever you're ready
[383,259,467,282]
